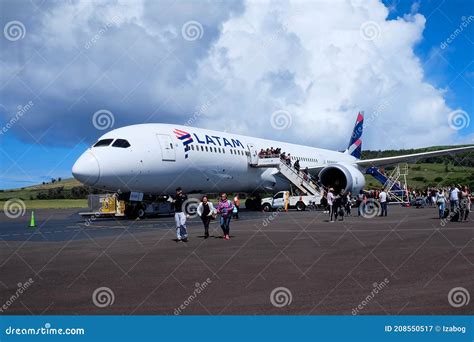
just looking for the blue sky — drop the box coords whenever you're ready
[0,0,473,190]
[384,0,473,122]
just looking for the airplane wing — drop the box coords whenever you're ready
[355,145,474,168]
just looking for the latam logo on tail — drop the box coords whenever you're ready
[346,112,364,159]
[174,128,245,158]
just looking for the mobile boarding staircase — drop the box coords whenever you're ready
[365,164,409,204]
[249,156,323,196]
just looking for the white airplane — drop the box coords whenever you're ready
[72,112,474,196]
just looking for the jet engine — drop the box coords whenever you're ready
[318,163,366,194]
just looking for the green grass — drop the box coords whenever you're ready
[22,199,88,209]
[0,178,83,201]
[24,178,81,190]
[365,162,474,190]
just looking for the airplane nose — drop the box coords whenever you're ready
[72,151,100,186]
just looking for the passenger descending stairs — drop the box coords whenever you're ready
[250,157,322,196]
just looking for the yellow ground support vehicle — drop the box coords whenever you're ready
[79,192,173,219]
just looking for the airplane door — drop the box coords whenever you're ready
[156,134,176,161]
[247,143,258,165]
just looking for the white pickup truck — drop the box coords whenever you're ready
[261,191,322,212]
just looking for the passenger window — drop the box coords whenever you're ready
[93,139,114,147]
[112,139,131,148]
[274,192,284,199]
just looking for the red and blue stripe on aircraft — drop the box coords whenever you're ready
[173,128,193,158]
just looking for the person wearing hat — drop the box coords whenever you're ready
[173,187,188,242]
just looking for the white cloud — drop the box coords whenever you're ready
[192,0,458,149]
[0,0,464,150]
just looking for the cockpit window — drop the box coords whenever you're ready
[112,139,131,148]
[93,139,113,147]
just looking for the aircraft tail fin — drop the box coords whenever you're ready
[345,111,364,159]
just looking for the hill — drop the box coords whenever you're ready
[0,178,83,201]
[364,162,474,190]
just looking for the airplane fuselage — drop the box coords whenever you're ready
[72,123,360,194]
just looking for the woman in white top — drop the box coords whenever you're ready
[436,190,447,219]
[197,196,216,239]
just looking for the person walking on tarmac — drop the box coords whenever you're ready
[327,188,335,222]
[232,194,240,220]
[173,187,188,242]
[197,196,216,239]
[435,189,447,219]
[216,193,234,240]
[379,188,388,217]
[334,190,345,221]
[357,190,367,217]
[459,186,471,222]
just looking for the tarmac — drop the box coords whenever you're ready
[0,205,472,315]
